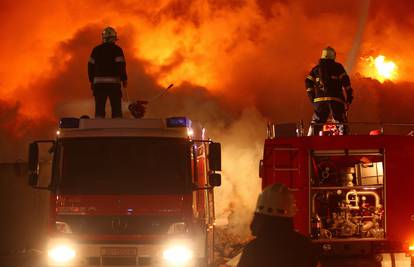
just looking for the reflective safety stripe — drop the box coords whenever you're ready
[306,88,313,92]
[306,75,315,81]
[313,97,345,104]
[339,72,347,79]
[93,76,121,84]
[115,56,125,62]
[88,57,95,64]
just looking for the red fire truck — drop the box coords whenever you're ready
[260,123,414,266]
[27,117,222,267]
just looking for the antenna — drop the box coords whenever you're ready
[149,84,174,102]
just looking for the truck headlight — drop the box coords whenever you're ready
[162,243,193,266]
[47,239,76,264]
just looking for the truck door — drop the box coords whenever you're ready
[385,137,414,245]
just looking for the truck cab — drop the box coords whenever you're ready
[28,117,221,267]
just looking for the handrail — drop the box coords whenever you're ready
[311,122,414,126]
[267,121,414,138]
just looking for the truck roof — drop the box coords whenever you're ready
[57,117,197,139]
[265,134,414,150]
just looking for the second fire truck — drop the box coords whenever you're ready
[260,123,414,266]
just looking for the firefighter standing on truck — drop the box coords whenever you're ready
[237,183,319,267]
[305,46,353,135]
[88,26,127,118]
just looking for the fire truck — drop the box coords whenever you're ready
[27,117,222,267]
[260,123,414,266]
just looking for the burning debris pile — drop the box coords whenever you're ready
[213,202,254,266]
[214,225,251,266]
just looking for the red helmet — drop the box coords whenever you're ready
[128,100,148,118]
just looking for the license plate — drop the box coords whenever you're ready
[101,247,137,257]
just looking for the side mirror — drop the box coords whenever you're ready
[208,142,221,171]
[28,142,39,187]
[209,173,221,187]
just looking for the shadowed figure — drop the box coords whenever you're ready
[237,183,320,267]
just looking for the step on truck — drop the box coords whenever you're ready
[28,117,222,267]
[260,122,414,266]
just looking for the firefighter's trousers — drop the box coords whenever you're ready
[93,84,122,118]
[309,100,348,135]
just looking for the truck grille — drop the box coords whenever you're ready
[85,256,152,266]
[56,215,181,235]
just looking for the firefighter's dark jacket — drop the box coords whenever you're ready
[88,42,127,85]
[237,214,319,267]
[305,59,353,104]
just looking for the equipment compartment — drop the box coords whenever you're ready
[355,162,383,185]
[310,150,385,241]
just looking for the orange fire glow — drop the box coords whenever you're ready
[360,55,398,83]
[1,1,414,134]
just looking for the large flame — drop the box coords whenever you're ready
[360,55,398,83]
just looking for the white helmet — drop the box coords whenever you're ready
[102,26,118,43]
[255,183,297,217]
[321,46,336,60]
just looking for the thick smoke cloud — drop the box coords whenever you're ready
[2,0,414,235]
[3,1,414,123]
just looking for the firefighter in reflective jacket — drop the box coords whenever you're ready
[88,26,127,118]
[305,46,353,135]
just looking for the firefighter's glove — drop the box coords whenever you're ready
[346,90,353,105]
[309,97,315,104]
[307,93,315,104]
[345,103,350,111]
[347,95,353,105]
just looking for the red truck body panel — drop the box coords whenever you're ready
[262,135,414,250]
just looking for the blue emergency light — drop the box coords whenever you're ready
[59,117,80,128]
[166,117,191,128]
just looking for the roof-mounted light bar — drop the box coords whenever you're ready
[59,117,192,131]
[166,117,191,128]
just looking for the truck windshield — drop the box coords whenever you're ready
[55,137,192,195]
